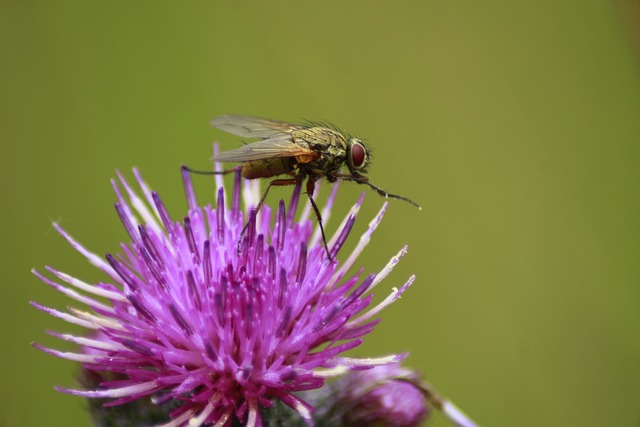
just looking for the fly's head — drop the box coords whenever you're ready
[346,138,370,176]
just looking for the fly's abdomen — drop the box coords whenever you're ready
[241,158,295,179]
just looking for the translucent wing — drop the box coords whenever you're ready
[212,115,303,138]
[214,136,314,162]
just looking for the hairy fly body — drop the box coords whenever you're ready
[186,115,421,261]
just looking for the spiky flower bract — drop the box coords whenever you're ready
[32,161,415,427]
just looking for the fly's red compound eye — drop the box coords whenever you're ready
[351,141,366,169]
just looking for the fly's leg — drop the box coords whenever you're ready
[306,178,334,262]
[238,177,301,251]
[334,173,422,210]
[184,166,302,254]
[182,165,237,175]
[361,180,422,209]
[183,166,336,261]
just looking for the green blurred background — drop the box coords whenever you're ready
[2,1,640,426]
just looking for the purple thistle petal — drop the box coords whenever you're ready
[287,180,303,225]
[151,191,175,237]
[231,168,241,215]
[106,253,142,292]
[52,223,117,281]
[242,177,261,211]
[116,169,161,235]
[212,143,225,193]
[442,402,480,427]
[181,165,198,212]
[331,201,388,286]
[326,192,365,257]
[114,202,140,244]
[369,245,410,292]
[45,331,120,351]
[33,343,122,364]
[32,269,115,313]
[348,274,416,329]
[329,353,409,371]
[56,380,158,399]
[330,214,356,260]
[42,266,126,301]
[133,168,161,220]
[66,306,124,330]
[30,301,99,329]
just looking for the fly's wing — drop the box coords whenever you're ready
[212,115,304,138]
[214,135,314,162]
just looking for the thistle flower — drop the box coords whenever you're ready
[331,364,430,427]
[32,162,415,426]
[306,363,430,427]
[306,363,478,427]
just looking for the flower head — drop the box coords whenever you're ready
[32,163,415,426]
[328,363,430,427]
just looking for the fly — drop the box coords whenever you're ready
[186,115,421,261]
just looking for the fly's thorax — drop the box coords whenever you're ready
[241,158,296,179]
[293,127,348,176]
[293,127,347,148]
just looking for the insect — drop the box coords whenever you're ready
[187,115,421,261]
